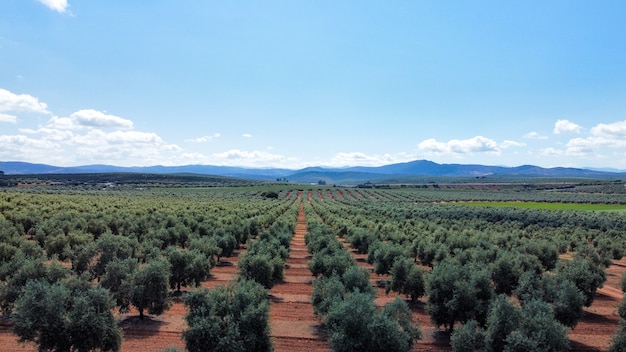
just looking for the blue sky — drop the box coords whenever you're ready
[1,1,626,169]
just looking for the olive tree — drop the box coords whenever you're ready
[12,279,122,352]
[183,279,272,352]
[504,300,569,352]
[166,246,212,292]
[325,292,421,352]
[557,257,605,307]
[386,256,425,303]
[131,259,171,320]
[426,260,493,332]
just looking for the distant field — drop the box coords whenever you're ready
[458,201,626,211]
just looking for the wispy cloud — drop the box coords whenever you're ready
[328,152,413,167]
[0,113,17,123]
[523,131,548,140]
[186,133,221,143]
[242,133,252,138]
[36,0,69,13]
[553,119,581,134]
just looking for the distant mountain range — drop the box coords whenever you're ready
[1,160,624,184]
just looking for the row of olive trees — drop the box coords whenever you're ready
[0,188,301,352]
[304,202,422,352]
[306,189,620,352]
[181,198,302,352]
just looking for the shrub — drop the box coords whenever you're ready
[12,279,122,352]
[326,292,420,352]
[183,279,272,352]
[386,256,425,303]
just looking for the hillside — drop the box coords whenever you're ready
[1,160,623,185]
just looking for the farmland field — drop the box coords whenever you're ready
[457,201,626,212]
[0,176,625,351]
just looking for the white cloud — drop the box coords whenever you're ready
[20,127,74,141]
[186,133,221,143]
[590,120,626,138]
[553,119,581,134]
[0,113,17,123]
[70,109,133,129]
[46,110,133,130]
[501,140,526,148]
[539,147,564,157]
[214,149,284,162]
[0,134,62,162]
[523,131,548,140]
[418,136,501,155]
[329,152,406,167]
[543,120,626,159]
[179,149,306,168]
[36,0,69,13]
[0,88,49,114]
[242,133,252,138]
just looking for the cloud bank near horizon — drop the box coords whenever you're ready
[1,88,625,169]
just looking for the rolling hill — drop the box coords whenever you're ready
[1,160,623,185]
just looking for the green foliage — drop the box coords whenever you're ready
[188,236,220,267]
[214,230,237,261]
[238,253,282,289]
[552,279,585,328]
[484,295,521,352]
[341,265,375,296]
[504,300,569,352]
[347,228,377,254]
[370,242,406,275]
[451,320,487,352]
[131,259,172,320]
[12,279,122,352]
[92,233,138,280]
[491,253,522,295]
[311,266,375,318]
[0,253,69,313]
[609,321,626,352]
[309,248,354,278]
[1,182,625,352]
[311,275,346,317]
[619,296,626,321]
[386,256,425,302]
[426,260,494,331]
[557,257,606,307]
[99,257,138,313]
[325,293,420,352]
[183,279,272,352]
[167,246,212,291]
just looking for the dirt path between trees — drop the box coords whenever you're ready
[269,196,330,352]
